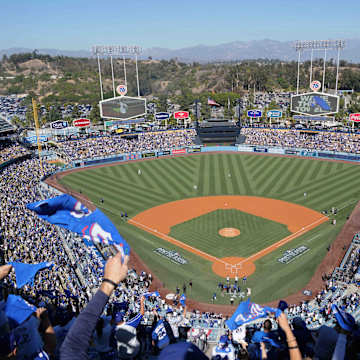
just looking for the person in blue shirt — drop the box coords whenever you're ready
[212,335,235,360]
[151,310,170,353]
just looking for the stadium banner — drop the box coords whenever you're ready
[157,150,171,157]
[201,146,237,152]
[267,148,285,155]
[253,147,268,153]
[293,115,334,122]
[125,153,141,161]
[300,150,318,157]
[266,110,282,118]
[349,113,360,122]
[174,111,189,119]
[172,148,187,155]
[142,152,156,158]
[155,112,170,121]
[83,155,125,166]
[291,92,339,116]
[237,145,254,152]
[247,109,262,118]
[73,118,90,127]
[187,147,201,153]
[285,149,299,155]
[24,135,48,143]
[100,96,146,120]
[51,120,68,130]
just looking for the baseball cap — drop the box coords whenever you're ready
[158,342,208,360]
[332,304,356,332]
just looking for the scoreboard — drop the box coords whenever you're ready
[291,92,339,116]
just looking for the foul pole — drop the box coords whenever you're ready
[32,99,44,177]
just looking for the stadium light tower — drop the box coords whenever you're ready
[293,40,345,94]
[91,45,143,100]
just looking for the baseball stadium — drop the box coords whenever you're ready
[1,41,360,359]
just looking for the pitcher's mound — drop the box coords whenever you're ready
[219,228,240,237]
[212,257,256,278]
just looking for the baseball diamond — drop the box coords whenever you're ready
[57,152,359,304]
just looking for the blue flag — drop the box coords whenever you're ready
[27,194,130,260]
[9,262,53,289]
[180,294,186,306]
[225,298,280,330]
[5,295,37,327]
[143,291,160,299]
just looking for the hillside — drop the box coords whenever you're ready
[0,52,360,106]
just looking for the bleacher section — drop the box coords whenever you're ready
[0,114,15,133]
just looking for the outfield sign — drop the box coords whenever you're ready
[174,111,189,119]
[155,112,170,121]
[24,135,48,143]
[349,113,360,122]
[116,84,127,96]
[172,148,187,155]
[153,247,188,265]
[247,110,262,118]
[293,115,334,122]
[291,92,339,116]
[278,246,309,264]
[73,118,91,127]
[310,80,321,92]
[267,110,282,118]
[100,96,146,120]
[51,120,68,129]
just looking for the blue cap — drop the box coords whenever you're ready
[167,308,173,314]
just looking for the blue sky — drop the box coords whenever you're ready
[1,0,359,50]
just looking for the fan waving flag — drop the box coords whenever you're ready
[27,194,130,260]
[9,262,53,289]
[225,298,280,330]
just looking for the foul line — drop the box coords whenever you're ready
[235,215,329,266]
[129,219,229,265]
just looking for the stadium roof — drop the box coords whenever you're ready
[0,115,15,133]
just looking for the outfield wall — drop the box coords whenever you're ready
[61,144,360,171]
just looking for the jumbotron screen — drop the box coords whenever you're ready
[100,96,146,120]
[291,92,339,116]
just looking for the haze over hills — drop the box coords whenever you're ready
[1,39,360,62]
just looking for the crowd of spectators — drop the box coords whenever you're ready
[0,140,30,163]
[242,128,360,154]
[0,137,359,359]
[59,130,197,161]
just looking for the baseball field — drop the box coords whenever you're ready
[58,153,359,304]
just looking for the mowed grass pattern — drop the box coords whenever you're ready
[170,209,291,258]
[60,153,360,303]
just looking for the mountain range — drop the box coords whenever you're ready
[1,39,359,63]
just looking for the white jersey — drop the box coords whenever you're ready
[212,344,236,360]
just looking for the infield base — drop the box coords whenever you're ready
[212,257,256,278]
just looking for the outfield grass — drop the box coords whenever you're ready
[59,153,359,304]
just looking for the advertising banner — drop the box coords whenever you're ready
[73,118,90,127]
[172,149,187,155]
